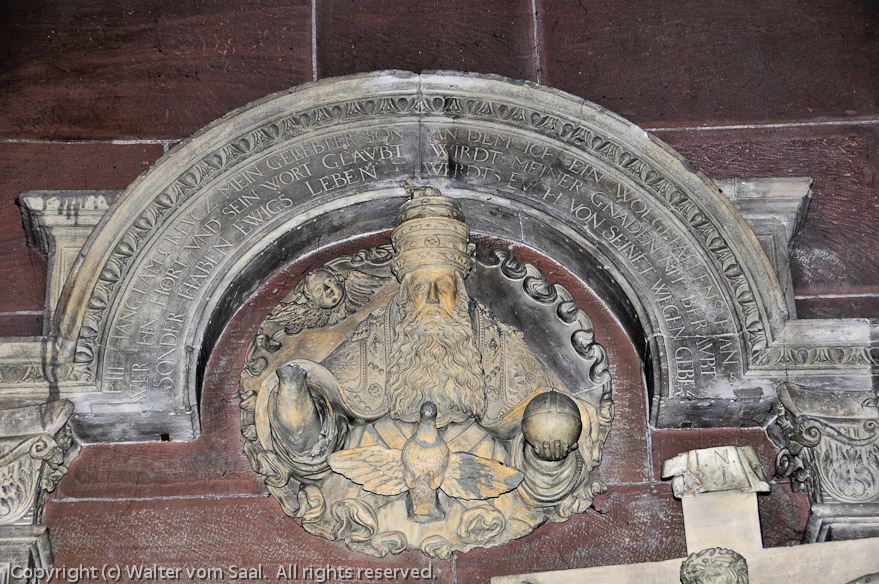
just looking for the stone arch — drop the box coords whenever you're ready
[50,71,789,441]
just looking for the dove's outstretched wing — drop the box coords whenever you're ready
[328,446,407,496]
[441,453,524,500]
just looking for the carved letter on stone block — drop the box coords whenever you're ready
[239,186,614,557]
[663,446,769,555]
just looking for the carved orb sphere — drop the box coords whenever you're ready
[522,391,582,447]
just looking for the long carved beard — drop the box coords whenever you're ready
[386,295,486,427]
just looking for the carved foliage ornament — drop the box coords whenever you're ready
[239,186,613,556]
[0,401,75,526]
[775,382,879,505]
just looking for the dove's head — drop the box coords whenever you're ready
[420,401,438,422]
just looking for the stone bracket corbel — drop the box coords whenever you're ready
[19,190,121,329]
[716,177,812,318]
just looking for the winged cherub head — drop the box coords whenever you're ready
[304,268,346,309]
[266,267,389,335]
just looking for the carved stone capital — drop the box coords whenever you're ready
[0,400,76,581]
[774,382,879,541]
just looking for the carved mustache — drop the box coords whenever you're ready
[415,305,453,320]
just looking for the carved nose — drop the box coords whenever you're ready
[426,282,440,305]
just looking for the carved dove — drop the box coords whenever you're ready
[328,401,524,521]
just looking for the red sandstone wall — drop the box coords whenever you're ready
[1,1,870,581]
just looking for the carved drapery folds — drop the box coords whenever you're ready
[775,382,879,542]
[0,400,75,581]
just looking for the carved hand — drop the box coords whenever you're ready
[273,363,323,453]
[531,438,578,462]
[522,391,583,462]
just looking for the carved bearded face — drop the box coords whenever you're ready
[386,267,487,427]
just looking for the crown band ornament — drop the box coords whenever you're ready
[391,186,473,280]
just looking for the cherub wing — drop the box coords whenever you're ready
[328,446,407,496]
[342,270,391,312]
[441,452,524,500]
[266,299,332,334]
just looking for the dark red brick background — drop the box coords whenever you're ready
[1,1,866,581]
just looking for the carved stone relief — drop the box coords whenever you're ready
[7,71,861,444]
[240,186,612,556]
[680,548,749,584]
[774,381,879,541]
[0,401,76,579]
[0,70,876,570]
